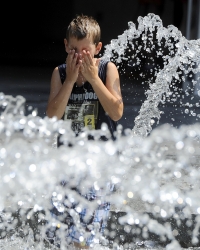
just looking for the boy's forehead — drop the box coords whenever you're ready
[68,36,94,45]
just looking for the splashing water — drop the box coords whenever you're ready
[1,14,200,250]
[103,13,200,137]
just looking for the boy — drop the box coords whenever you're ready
[46,14,123,248]
[46,14,123,137]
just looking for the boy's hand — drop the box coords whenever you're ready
[66,50,81,84]
[80,50,100,84]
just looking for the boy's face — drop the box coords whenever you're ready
[64,36,102,62]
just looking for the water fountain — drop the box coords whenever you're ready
[1,13,200,249]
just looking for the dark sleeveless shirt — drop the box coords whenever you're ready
[58,59,117,138]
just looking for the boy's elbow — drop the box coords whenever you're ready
[110,106,124,122]
[112,117,121,122]
[46,109,52,118]
[113,101,123,121]
[112,113,123,122]
[116,104,124,121]
[46,108,59,119]
[46,112,52,118]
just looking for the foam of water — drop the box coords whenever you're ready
[1,13,200,249]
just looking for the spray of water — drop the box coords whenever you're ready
[1,14,200,249]
[103,13,200,137]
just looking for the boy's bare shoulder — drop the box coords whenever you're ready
[52,66,59,74]
[51,66,62,86]
[51,66,60,78]
[106,61,119,76]
[107,61,118,69]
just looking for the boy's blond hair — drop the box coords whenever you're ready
[66,14,101,45]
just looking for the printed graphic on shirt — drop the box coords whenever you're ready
[69,91,98,102]
[64,101,99,134]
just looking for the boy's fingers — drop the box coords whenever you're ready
[71,53,78,67]
[67,50,75,63]
[84,55,90,66]
[80,63,85,74]
[80,58,85,69]
[76,60,82,69]
[66,50,71,63]
[95,58,100,67]
[87,51,93,64]
[82,50,90,65]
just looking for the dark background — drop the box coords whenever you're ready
[2,0,197,67]
[1,0,200,130]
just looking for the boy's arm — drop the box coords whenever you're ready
[46,67,74,119]
[81,51,123,121]
[91,62,123,121]
[46,50,80,119]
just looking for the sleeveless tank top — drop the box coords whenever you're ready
[58,59,117,139]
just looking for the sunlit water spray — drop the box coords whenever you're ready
[1,14,200,249]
